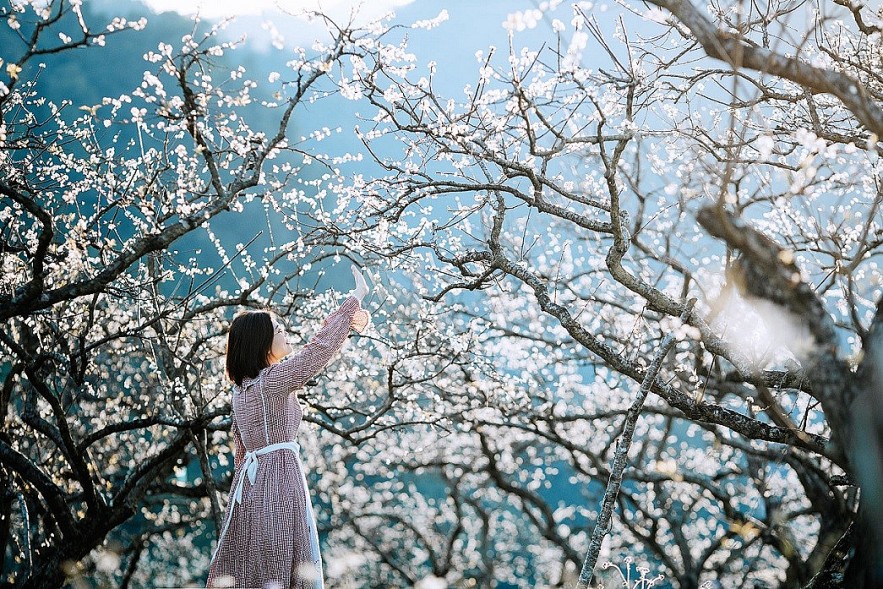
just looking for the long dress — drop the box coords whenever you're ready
[206,296,361,589]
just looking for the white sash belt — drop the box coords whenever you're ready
[211,441,324,588]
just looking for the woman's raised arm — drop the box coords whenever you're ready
[262,295,361,395]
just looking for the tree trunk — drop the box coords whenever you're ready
[841,298,883,587]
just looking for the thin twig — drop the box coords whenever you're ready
[576,299,695,589]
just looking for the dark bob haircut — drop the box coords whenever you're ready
[226,310,275,386]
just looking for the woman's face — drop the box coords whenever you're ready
[268,318,292,363]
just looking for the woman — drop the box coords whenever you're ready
[206,265,370,589]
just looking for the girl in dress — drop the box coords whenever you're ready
[206,265,370,589]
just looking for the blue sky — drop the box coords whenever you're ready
[137,0,619,63]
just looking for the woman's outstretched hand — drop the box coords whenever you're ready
[350,265,369,302]
[351,309,370,333]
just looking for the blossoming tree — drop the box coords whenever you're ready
[2,0,883,588]
[319,1,883,587]
[0,1,410,586]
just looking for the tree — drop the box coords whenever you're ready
[311,0,882,586]
[3,0,883,587]
[0,1,410,586]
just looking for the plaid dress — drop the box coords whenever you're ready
[206,296,360,589]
